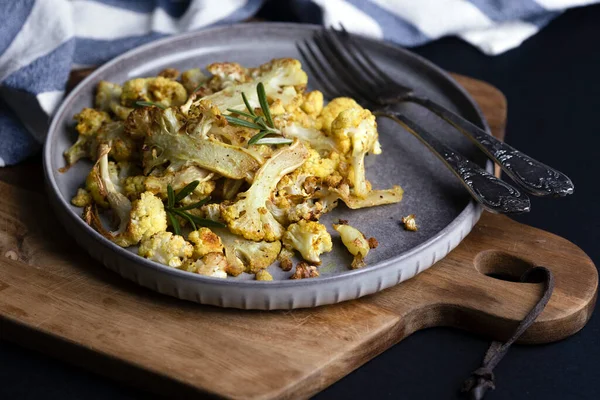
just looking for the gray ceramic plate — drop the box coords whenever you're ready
[44,23,489,309]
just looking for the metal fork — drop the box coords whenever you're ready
[297,30,531,214]
[307,26,574,198]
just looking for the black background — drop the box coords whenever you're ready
[1,3,599,399]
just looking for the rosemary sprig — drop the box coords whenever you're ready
[135,100,166,109]
[165,181,225,236]
[224,82,293,146]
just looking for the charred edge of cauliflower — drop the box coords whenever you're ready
[188,228,224,259]
[278,248,294,271]
[282,220,332,265]
[290,262,319,279]
[158,68,180,80]
[139,231,193,268]
[402,214,418,231]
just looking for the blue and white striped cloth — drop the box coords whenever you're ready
[0,0,596,166]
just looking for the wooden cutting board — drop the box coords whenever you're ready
[0,75,596,399]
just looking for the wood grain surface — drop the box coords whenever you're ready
[0,75,596,400]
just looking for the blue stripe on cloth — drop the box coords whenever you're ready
[523,11,562,28]
[3,40,75,94]
[73,33,166,66]
[86,0,190,18]
[0,0,35,55]
[345,0,430,46]
[0,100,41,165]
[467,0,548,22]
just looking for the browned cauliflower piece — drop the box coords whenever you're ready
[188,228,224,259]
[120,76,187,108]
[183,252,229,279]
[71,188,92,207]
[95,81,133,120]
[181,68,208,93]
[255,269,273,281]
[290,262,319,279]
[63,108,112,166]
[139,231,193,268]
[282,220,332,265]
[333,222,377,269]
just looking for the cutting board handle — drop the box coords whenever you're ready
[375,213,597,344]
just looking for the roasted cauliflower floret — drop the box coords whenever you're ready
[207,62,252,88]
[181,68,208,93]
[142,107,260,179]
[188,228,224,259]
[184,252,229,278]
[85,158,120,208]
[222,140,309,241]
[216,229,281,275]
[122,175,146,199]
[87,146,168,247]
[282,220,332,265]
[122,191,168,247]
[95,81,133,120]
[333,222,377,269]
[299,148,339,179]
[301,90,324,117]
[255,269,273,281]
[63,108,112,166]
[331,107,382,198]
[201,58,307,113]
[182,99,227,138]
[96,121,138,162]
[138,231,193,268]
[120,76,187,108]
[71,188,92,207]
[318,97,361,135]
[75,108,111,135]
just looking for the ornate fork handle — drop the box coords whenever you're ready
[379,112,531,214]
[410,96,574,197]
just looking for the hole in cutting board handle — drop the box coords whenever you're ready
[474,250,543,283]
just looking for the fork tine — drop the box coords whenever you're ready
[304,35,368,102]
[313,30,379,104]
[326,27,388,88]
[296,41,338,99]
[338,25,403,88]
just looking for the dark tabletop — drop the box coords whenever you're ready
[1,4,599,400]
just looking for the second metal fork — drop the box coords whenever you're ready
[297,28,534,214]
